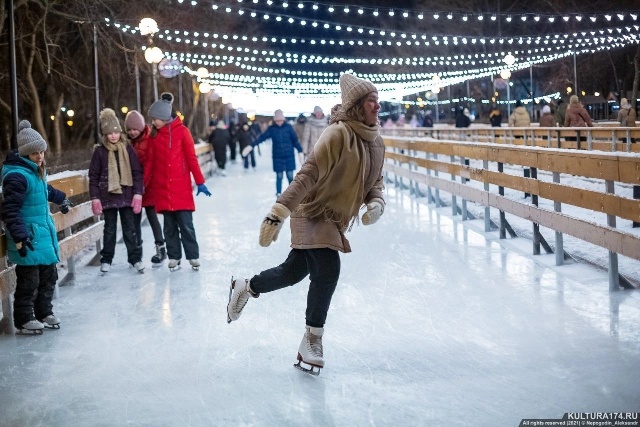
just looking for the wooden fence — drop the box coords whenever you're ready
[381,126,640,291]
[0,143,213,334]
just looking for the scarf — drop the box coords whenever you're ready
[298,104,380,231]
[102,140,133,194]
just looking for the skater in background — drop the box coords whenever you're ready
[293,113,307,144]
[125,110,166,266]
[233,122,256,171]
[242,109,303,197]
[208,120,230,176]
[146,92,211,271]
[228,73,386,375]
[301,106,328,161]
[89,108,144,273]
[1,120,71,334]
[489,105,502,127]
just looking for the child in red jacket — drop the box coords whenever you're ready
[146,93,211,271]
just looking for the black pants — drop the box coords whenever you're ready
[101,207,142,265]
[133,206,164,247]
[163,210,199,260]
[14,264,58,327]
[250,248,340,328]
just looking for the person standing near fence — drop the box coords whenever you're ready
[564,95,593,127]
[125,110,167,266]
[618,98,637,127]
[1,120,71,334]
[227,73,386,375]
[146,92,211,271]
[89,108,144,274]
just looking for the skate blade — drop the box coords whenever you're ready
[151,262,163,268]
[294,361,321,376]
[16,328,44,335]
[191,266,199,271]
[169,265,181,272]
[43,323,60,329]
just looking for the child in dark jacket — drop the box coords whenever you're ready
[89,108,144,273]
[1,120,71,334]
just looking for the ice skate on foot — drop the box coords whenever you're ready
[294,354,322,376]
[227,276,258,323]
[151,244,166,267]
[168,259,181,271]
[40,315,61,329]
[132,261,145,273]
[16,320,44,335]
[294,326,324,375]
[188,259,200,270]
[100,263,111,273]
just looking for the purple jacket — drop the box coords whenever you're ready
[88,144,143,210]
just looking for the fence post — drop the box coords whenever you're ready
[553,172,564,266]
[605,179,620,290]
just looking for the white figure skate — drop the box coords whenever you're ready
[168,259,181,271]
[188,259,200,270]
[40,314,61,329]
[226,276,258,323]
[294,326,324,376]
[16,320,45,335]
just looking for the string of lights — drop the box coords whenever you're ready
[173,0,638,26]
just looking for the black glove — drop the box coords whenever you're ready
[17,238,34,258]
[59,198,73,214]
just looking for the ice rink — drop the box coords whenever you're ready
[1,154,639,426]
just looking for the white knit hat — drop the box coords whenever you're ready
[17,120,47,156]
[274,109,285,121]
[339,73,377,111]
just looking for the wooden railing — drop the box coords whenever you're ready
[381,131,640,291]
[382,125,640,153]
[0,143,213,334]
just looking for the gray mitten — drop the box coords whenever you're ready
[361,198,385,225]
[259,203,291,247]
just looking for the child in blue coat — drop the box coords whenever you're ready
[242,110,304,197]
[1,121,71,334]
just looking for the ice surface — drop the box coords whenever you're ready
[0,152,638,426]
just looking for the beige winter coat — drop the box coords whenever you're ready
[301,115,328,155]
[618,105,637,127]
[508,106,531,127]
[278,123,385,253]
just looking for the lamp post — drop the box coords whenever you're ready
[139,18,162,101]
[199,81,212,137]
[500,69,512,117]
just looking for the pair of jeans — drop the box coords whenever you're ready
[250,248,340,328]
[163,210,199,260]
[133,206,164,247]
[275,170,294,195]
[243,150,256,169]
[101,207,142,265]
[14,264,58,327]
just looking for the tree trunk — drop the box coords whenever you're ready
[632,45,640,111]
[52,94,63,152]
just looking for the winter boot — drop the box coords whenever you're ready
[226,277,259,323]
[151,244,167,265]
[40,314,61,329]
[295,326,324,374]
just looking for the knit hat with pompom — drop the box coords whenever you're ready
[99,108,122,135]
[148,92,174,121]
[17,120,47,156]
